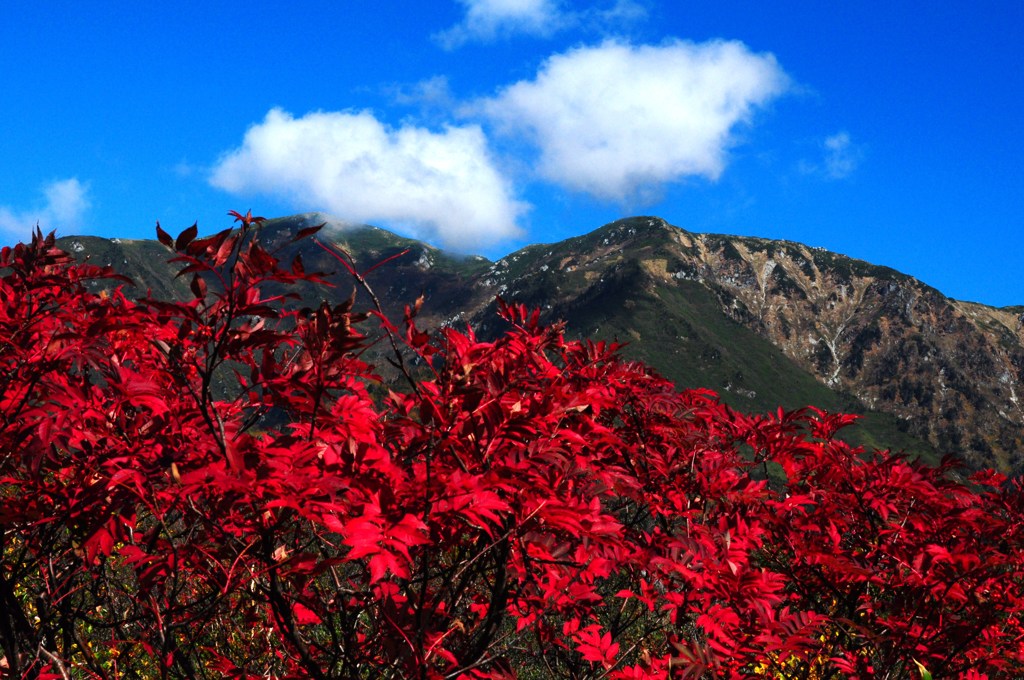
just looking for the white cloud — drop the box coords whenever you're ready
[436,0,564,48]
[475,39,788,202]
[209,108,527,250]
[172,159,199,178]
[435,0,646,48]
[797,131,863,180]
[823,131,861,179]
[587,0,648,28]
[0,178,91,244]
[390,76,458,122]
[392,75,456,110]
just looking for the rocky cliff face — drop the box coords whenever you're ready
[677,230,1024,471]
[478,217,1023,471]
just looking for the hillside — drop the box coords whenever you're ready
[57,214,1024,472]
[464,217,1024,470]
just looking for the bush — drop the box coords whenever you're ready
[1,213,1022,679]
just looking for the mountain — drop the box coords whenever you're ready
[56,214,1024,473]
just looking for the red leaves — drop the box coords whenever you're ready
[573,625,620,668]
[433,470,509,536]
[228,209,265,228]
[1,210,1023,678]
[156,220,174,247]
[342,503,430,583]
[175,221,198,251]
[291,602,322,626]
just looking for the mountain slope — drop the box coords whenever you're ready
[468,216,1021,470]
[56,214,1024,472]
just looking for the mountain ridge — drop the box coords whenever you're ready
[54,214,1024,472]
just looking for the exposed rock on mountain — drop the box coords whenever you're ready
[533,217,1024,471]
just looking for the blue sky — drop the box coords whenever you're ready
[1,1,1021,305]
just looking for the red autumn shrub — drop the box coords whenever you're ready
[0,213,1022,679]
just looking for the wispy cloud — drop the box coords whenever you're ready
[435,0,564,48]
[823,131,862,179]
[798,131,863,180]
[392,75,455,108]
[209,108,527,250]
[474,39,789,202]
[0,178,91,244]
[435,0,646,48]
[389,75,458,120]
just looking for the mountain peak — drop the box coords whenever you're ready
[594,215,682,241]
[287,211,366,232]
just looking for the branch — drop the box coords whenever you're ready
[314,238,421,396]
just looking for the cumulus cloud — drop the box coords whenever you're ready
[209,108,527,249]
[475,39,789,202]
[0,178,91,244]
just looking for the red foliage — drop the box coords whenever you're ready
[1,219,1022,679]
